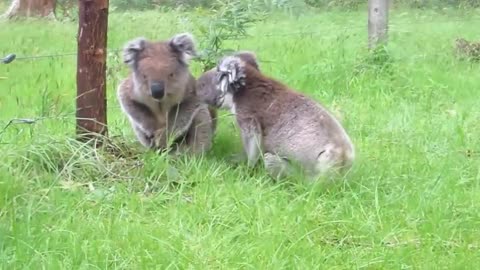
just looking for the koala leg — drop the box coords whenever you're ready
[132,123,155,148]
[118,95,164,149]
[153,127,170,150]
[263,152,292,180]
[165,99,214,155]
[208,106,218,134]
[237,116,263,167]
[183,107,214,154]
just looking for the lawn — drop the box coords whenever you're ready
[0,7,479,269]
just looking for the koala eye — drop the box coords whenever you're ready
[168,73,174,78]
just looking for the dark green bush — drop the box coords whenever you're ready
[304,0,362,10]
[110,0,215,11]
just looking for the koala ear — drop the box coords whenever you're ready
[169,33,197,64]
[123,37,146,68]
[233,51,260,70]
[216,56,246,94]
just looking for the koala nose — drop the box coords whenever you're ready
[150,81,165,100]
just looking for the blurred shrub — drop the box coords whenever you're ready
[0,0,479,14]
[110,0,217,10]
[394,0,480,8]
[304,0,362,10]
[0,0,472,14]
[106,0,480,11]
[56,0,78,21]
[111,0,155,10]
[193,0,266,71]
[3,0,473,20]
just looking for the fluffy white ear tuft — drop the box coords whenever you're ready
[123,37,146,68]
[218,74,229,94]
[215,56,246,94]
[169,32,197,64]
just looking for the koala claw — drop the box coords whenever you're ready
[153,128,168,149]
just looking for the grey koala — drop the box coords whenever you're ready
[196,51,355,180]
[116,33,216,154]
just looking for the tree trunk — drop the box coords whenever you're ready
[368,0,389,49]
[2,0,56,19]
[76,0,109,144]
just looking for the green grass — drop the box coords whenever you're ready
[1,8,480,269]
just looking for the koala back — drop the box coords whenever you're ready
[219,55,355,172]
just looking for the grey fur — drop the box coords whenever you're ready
[230,51,260,70]
[197,53,355,180]
[122,37,147,71]
[169,33,197,64]
[117,34,215,154]
[216,56,246,94]
[197,51,258,108]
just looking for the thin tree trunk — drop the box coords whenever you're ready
[76,0,109,144]
[368,0,389,49]
[2,0,56,19]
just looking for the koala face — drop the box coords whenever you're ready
[195,68,234,110]
[196,51,260,110]
[123,33,197,102]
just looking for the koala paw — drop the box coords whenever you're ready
[153,128,168,149]
[263,153,291,180]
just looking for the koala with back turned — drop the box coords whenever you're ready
[117,33,216,154]
[196,52,355,180]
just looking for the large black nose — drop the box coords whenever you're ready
[150,81,165,100]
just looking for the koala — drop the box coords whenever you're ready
[196,51,260,109]
[196,52,355,180]
[454,38,480,61]
[116,33,216,154]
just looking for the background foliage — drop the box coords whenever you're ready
[109,0,480,10]
[2,0,479,13]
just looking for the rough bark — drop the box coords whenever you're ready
[76,0,109,143]
[2,0,56,19]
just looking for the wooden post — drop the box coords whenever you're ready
[368,0,389,49]
[76,0,109,143]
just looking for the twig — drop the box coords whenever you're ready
[0,118,38,136]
